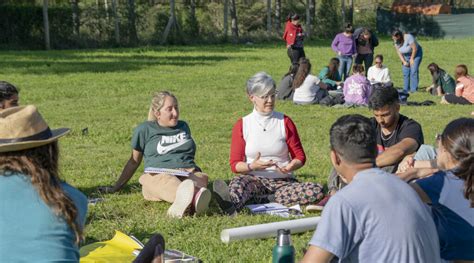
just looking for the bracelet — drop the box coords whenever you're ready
[247,163,253,172]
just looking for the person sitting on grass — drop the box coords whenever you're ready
[277,64,299,101]
[98,91,211,219]
[441,64,474,105]
[301,114,441,263]
[406,118,474,262]
[213,72,324,215]
[0,105,87,262]
[318,58,342,91]
[0,81,19,109]
[322,86,424,207]
[342,64,372,106]
[367,54,392,85]
[426,62,456,96]
[292,58,328,105]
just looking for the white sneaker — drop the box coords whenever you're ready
[193,187,211,216]
[167,180,195,219]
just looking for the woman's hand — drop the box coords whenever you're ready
[250,152,276,171]
[409,57,415,66]
[97,186,117,194]
[277,159,303,174]
[397,156,415,173]
[397,168,438,182]
[403,60,409,67]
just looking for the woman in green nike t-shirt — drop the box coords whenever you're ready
[98,91,211,218]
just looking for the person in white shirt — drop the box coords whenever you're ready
[292,58,328,104]
[367,54,391,85]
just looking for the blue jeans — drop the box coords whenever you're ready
[414,144,437,161]
[338,55,353,81]
[402,47,423,93]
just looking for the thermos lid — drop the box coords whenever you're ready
[277,229,291,235]
[276,229,292,246]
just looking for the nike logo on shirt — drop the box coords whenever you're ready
[156,138,191,155]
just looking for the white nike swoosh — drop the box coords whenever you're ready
[156,139,191,155]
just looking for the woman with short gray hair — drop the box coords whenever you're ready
[213,72,325,215]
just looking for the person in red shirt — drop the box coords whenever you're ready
[283,13,305,66]
[213,72,324,215]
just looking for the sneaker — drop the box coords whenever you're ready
[212,180,236,216]
[306,195,331,212]
[193,187,211,216]
[167,180,195,218]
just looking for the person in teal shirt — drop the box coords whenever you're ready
[0,105,87,262]
[427,63,456,96]
[318,58,342,90]
[98,91,211,219]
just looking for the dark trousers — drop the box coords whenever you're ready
[287,46,305,65]
[355,53,374,75]
[445,94,472,105]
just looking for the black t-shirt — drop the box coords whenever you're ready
[371,114,424,171]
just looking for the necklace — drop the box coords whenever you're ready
[380,122,400,142]
[255,118,269,131]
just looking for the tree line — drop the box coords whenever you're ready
[0,0,471,49]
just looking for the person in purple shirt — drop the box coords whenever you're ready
[343,64,372,106]
[331,23,356,81]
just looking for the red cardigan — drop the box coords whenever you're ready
[282,21,303,46]
[229,115,306,173]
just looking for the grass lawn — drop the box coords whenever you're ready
[1,38,472,262]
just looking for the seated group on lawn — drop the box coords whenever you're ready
[1,63,473,263]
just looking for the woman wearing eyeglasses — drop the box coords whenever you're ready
[212,72,324,215]
[407,118,474,262]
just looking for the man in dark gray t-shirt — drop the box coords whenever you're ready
[302,114,440,263]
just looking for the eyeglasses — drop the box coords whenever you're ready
[375,61,382,64]
[435,133,443,142]
[257,93,276,101]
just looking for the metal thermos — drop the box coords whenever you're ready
[272,229,295,263]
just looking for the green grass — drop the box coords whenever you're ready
[1,38,472,262]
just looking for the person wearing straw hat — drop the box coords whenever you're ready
[0,105,87,262]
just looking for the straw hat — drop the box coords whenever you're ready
[0,105,70,153]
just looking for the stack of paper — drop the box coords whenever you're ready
[245,203,303,218]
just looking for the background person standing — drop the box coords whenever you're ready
[283,13,305,66]
[331,23,356,80]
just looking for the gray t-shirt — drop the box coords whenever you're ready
[309,168,441,263]
[397,34,420,55]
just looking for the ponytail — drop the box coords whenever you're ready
[455,153,474,207]
[441,118,474,207]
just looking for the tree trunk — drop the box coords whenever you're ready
[104,0,110,20]
[112,0,120,44]
[306,0,315,39]
[274,0,281,33]
[341,0,346,25]
[229,0,239,43]
[223,0,229,37]
[70,0,80,37]
[348,0,353,25]
[43,0,50,50]
[128,0,138,45]
[266,0,271,33]
[161,0,178,44]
